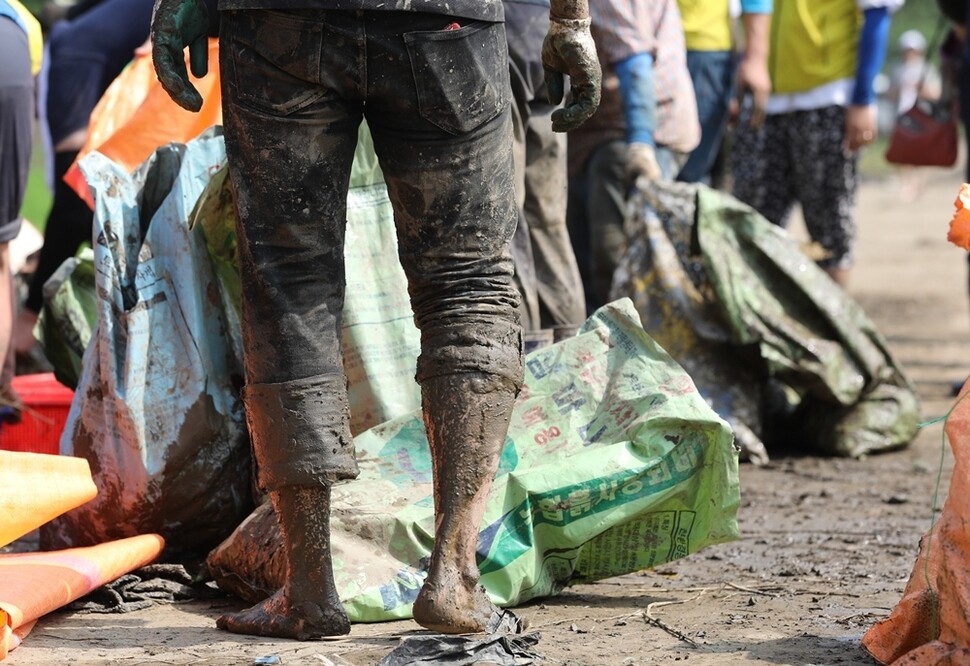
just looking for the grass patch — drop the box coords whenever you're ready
[20,147,51,232]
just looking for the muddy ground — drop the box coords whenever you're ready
[7,170,970,665]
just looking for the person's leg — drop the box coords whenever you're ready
[566,169,595,316]
[952,18,970,395]
[731,107,797,228]
[788,105,858,287]
[0,244,19,421]
[20,151,92,314]
[505,3,541,332]
[678,50,735,184]
[505,1,584,328]
[585,140,628,309]
[525,109,585,327]
[365,12,522,633]
[215,8,362,639]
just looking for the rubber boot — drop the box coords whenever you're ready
[412,371,518,633]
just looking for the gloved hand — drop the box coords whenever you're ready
[626,142,662,186]
[150,0,209,112]
[542,16,602,132]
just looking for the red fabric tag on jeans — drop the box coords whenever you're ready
[444,22,461,30]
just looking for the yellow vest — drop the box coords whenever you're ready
[8,0,42,75]
[677,0,733,52]
[769,0,861,94]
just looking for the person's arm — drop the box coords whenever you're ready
[615,53,655,147]
[845,5,892,151]
[614,52,662,181]
[543,0,602,132]
[737,3,772,127]
[65,0,107,20]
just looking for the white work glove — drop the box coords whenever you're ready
[626,142,662,186]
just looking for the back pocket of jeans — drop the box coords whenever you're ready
[405,21,508,135]
[225,10,327,117]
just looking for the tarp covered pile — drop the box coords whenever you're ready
[614,181,920,463]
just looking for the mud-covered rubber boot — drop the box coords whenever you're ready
[412,372,518,634]
[217,485,351,639]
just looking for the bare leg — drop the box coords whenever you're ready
[412,372,517,633]
[217,485,350,639]
[825,266,849,288]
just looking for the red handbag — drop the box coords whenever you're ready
[884,97,959,167]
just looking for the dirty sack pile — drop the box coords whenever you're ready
[39,128,739,622]
[613,180,920,465]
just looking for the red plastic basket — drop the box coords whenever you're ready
[0,373,74,455]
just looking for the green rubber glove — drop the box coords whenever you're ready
[542,16,601,133]
[150,0,209,112]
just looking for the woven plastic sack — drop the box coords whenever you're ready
[861,383,970,664]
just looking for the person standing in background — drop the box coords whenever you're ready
[887,29,941,115]
[505,0,587,333]
[732,0,902,288]
[13,0,219,361]
[886,29,942,202]
[567,0,700,315]
[0,0,41,421]
[676,0,773,184]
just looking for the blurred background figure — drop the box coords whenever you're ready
[504,0,587,336]
[732,0,903,288]
[567,0,700,315]
[888,29,941,115]
[676,0,773,185]
[13,0,217,363]
[13,0,154,362]
[0,0,41,420]
[886,28,943,201]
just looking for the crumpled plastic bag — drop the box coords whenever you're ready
[378,611,540,665]
[613,181,920,460]
[37,250,96,389]
[42,129,252,557]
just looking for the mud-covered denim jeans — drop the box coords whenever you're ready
[220,9,523,491]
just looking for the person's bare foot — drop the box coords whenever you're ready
[216,589,350,639]
[412,571,499,634]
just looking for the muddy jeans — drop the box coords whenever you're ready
[221,9,523,491]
